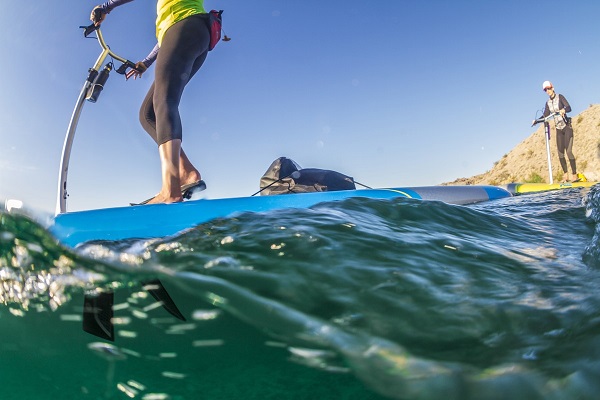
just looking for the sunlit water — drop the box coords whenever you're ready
[1,185,600,400]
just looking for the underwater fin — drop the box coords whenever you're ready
[83,291,115,341]
[142,279,186,321]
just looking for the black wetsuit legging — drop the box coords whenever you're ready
[556,124,577,174]
[139,14,210,145]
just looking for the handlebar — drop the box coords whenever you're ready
[80,22,140,75]
[77,21,143,103]
[532,112,561,127]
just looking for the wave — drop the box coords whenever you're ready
[1,188,599,399]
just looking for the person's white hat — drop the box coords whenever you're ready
[542,80,553,90]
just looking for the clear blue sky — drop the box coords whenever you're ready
[1,1,599,214]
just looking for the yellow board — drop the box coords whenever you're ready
[504,182,598,195]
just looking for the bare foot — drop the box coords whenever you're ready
[179,150,201,188]
[146,192,183,205]
[179,172,202,189]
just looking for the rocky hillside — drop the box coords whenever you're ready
[445,104,600,185]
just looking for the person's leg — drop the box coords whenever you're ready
[555,129,569,181]
[563,125,578,180]
[140,87,201,188]
[176,50,208,187]
[147,139,184,204]
[178,149,201,185]
[139,82,158,142]
[175,51,208,188]
[148,15,209,202]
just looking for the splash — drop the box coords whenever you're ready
[583,184,600,268]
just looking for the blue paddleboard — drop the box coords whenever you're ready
[50,185,511,248]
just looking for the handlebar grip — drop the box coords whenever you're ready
[116,61,141,75]
[82,23,98,37]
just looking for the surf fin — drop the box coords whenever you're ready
[83,291,115,341]
[142,279,187,321]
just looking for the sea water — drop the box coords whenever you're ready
[1,185,600,400]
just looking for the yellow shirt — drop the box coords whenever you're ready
[156,0,206,45]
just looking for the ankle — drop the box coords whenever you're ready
[180,170,202,186]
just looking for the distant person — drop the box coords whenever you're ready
[532,81,578,182]
[90,0,209,204]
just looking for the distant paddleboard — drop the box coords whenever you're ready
[504,182,598,195]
